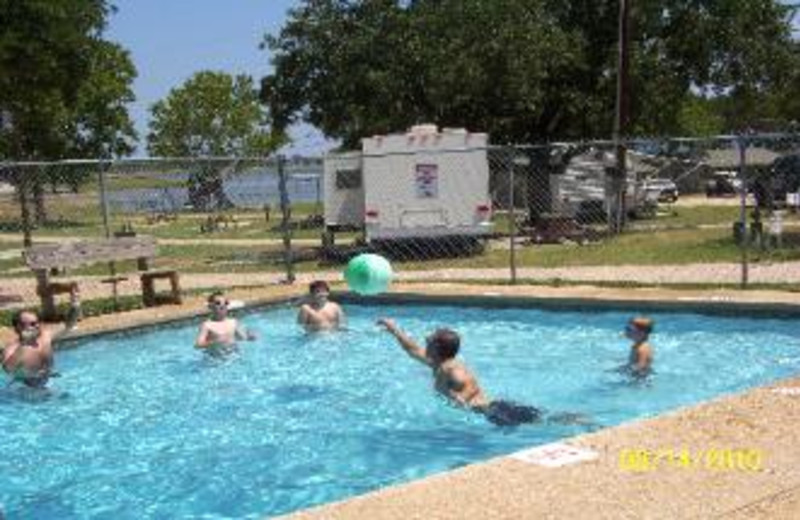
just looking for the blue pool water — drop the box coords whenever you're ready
[1,303,799,519]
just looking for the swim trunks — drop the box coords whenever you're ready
[484,400,541,426]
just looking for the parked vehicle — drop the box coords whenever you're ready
[705,171,742,197]
[643,178,679,202]
[323,125,492,254]
[552,150,652,221]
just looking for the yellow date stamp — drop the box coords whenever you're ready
[619,447,763,472]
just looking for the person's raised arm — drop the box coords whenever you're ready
[377,318,431,366]
[44,323,70,344]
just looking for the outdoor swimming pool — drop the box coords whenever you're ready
[1,302,799,519]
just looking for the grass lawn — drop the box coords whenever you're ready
[0,201,797,280]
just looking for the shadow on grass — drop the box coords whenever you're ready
[0,218,93,233]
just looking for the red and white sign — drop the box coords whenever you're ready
[509,442,598,467]
[415,164,438,198]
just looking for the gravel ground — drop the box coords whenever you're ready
[2,260,799,309]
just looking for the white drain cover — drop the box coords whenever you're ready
[510,442,598,467]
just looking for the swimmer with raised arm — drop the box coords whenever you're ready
[195,291,255,356]
[2,308,76,388]
[297,280,346,332]
[377,318,565,426]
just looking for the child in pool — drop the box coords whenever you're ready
[624,316,654,377]
[377,318,592,427]
[195,291,255,355]
[297,280,346,332]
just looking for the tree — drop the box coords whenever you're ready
[147,71,286,210]
[68,41,138,159]
[0,0,138,225]
[55,40,139,193]
[262,0,797,146]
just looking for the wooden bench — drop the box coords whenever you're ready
[24,236,182,320]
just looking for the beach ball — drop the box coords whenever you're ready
[344,253,393,295]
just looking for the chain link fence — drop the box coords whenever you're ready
[1,132,800,320]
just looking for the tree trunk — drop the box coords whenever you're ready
[33,174,48,225]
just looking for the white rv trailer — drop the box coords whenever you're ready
[323,125,493,243]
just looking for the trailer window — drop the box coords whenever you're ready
[335,169,362,190]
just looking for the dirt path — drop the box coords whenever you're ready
[2,261,799,309]
[0,234,320,247]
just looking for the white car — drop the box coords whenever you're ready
[643,178,679,202]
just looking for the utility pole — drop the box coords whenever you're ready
[611,0,631,233]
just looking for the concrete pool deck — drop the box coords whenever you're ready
[2,282,798,518]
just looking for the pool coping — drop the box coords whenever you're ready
[336,289,800,317]
[3,283,799,518]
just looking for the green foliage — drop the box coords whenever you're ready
[0,0,137,160]
[676,96,726,137]
[67,41,138,158]
[147,71,287,210]
[147,71,285,157]
[262,0,798,145]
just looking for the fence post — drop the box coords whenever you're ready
[98,161,112,239]
[737,137,749,288]
[508,151,517,284]
[98,161,121,310]
[16,166,33,247]
[277,155,295,283]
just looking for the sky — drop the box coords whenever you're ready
[106,0,335,157]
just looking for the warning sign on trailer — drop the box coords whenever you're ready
[415,164,438,199]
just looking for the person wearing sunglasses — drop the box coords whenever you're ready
[2,308,75,388]
[195,291,255,356]
[623,316,654,377]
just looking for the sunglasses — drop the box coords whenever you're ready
[20,320,39,328]
[209,301,228,308]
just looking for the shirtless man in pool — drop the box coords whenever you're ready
[297,281,346,332]
[377,318,594,427]
[195,291,255,355]
[378,318,489,408]
[2,309,76,388]
[376,318,555,427]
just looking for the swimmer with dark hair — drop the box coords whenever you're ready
[297,280,346,332]
[195,291,255,356]
[377,318,585,427]
[624,316,654,377]
[2,308,75,388]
